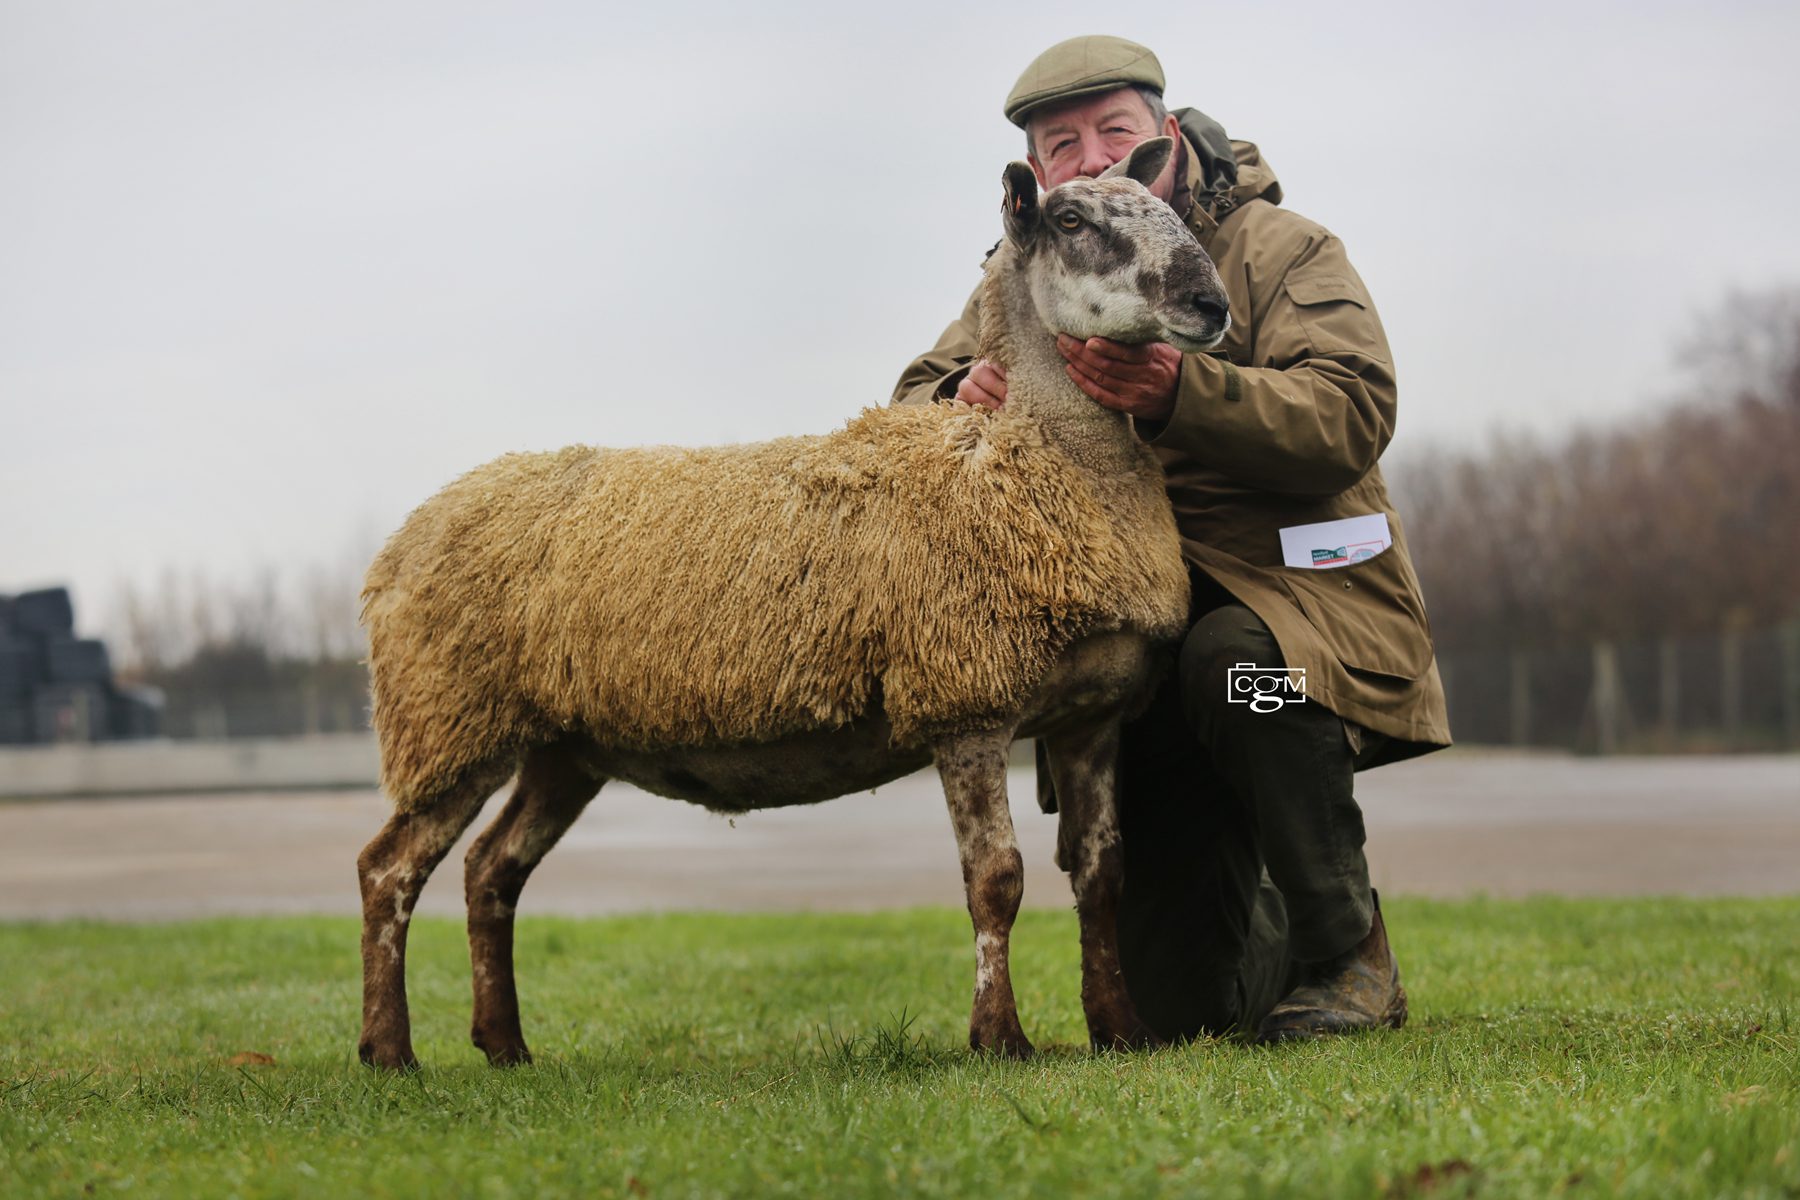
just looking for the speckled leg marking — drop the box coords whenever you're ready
[463,742,603,1066]
[357,759,513,1070]
[1045,722,1158,1051]
[936,730,1033,1058]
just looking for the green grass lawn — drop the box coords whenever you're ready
[2,898,1796,1199]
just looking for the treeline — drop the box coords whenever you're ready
[110,564,370,739]
[1389,288,1800,749]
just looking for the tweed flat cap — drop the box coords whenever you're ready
[1003,35,1165,128]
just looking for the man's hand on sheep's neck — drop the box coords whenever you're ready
[1057,335,1181,422]
[954,339,1181,421]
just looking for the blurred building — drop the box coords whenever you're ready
[0,587,163,744]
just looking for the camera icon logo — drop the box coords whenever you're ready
[1225,663,1307,713]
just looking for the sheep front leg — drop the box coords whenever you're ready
[1044,721,1159,1051]
[936,729,1033,1058]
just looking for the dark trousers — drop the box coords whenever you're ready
[1114,579,1391,1039]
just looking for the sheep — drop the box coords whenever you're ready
[355,136,1231,1069]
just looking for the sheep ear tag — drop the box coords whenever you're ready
[1099,135,1173,189]
[1002,161,1040,244]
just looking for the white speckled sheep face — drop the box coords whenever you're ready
[1001,137,1230,353]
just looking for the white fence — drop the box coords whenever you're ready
[0,732,379,799]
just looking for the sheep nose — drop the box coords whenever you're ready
[1190,293,1230,330]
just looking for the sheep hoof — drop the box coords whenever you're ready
[472,1026,534,1067]
[358,1040,420,1072]
[480,1043,534,1068]
[970,1025,1035,1060]
[1089,1024,1163,1053]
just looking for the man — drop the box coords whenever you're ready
[892,36,1451,1042]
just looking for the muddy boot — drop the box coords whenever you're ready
[1255,893,1406,1044]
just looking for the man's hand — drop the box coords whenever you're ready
[954,360,1009,410]
[1057,335,1182,422]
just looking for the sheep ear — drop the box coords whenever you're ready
[1099,135,1173,188]
[1002,161,1041,245]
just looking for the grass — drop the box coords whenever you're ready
[2,898,1797,1198]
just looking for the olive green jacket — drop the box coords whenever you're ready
[891,126,1450,763]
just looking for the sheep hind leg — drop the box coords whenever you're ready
[1044,721,1159,1051]
[463,740,604,1067]
[936,729,1033,1058]
[358,758,514,1071]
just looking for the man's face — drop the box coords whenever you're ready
[1026,88,1181,204]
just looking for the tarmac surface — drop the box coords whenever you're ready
[1,750,1796,920]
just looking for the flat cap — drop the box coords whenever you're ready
[1003,35,1165,128]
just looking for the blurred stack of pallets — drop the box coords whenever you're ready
[0,587,161,744]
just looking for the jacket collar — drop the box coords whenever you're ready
[1170,107,1283,242]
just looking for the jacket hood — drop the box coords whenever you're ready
[1173,107,1283,220]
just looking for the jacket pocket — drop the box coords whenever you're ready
[1284,274,1391,363]
[1276,543,1433,679]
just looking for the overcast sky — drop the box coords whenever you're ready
[3,0,1797,634]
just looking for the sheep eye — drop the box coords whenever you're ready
[1055,212,1082,231]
